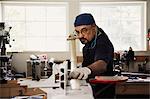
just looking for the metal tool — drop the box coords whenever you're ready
[0,22,13,83]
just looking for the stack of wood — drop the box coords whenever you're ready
[0,80,47,99]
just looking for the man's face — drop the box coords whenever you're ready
[74,25,96,44]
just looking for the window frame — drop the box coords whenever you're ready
[79,1,147,51]
[1,1,69,52]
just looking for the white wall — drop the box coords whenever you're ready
[0,2,2,21]
[147,0,150,29]
[11,52,70,72]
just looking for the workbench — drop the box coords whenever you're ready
[116,77,150,98]
[16,75,150,99]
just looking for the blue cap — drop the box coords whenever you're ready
[74,13,95,27]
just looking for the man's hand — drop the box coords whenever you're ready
[69,67,91,80]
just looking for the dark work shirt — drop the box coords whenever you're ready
[127,50,134,61]
[82,26,114,78]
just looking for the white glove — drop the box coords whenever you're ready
[69,67,91,80]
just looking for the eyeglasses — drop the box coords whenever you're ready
[74,25,92,36]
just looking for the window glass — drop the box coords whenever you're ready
[80,2,146,51]
[2,2,68,52]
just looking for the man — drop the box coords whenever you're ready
[126,47,135,71]
[70,13,115,99]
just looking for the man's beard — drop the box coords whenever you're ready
[79,38,88,44]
